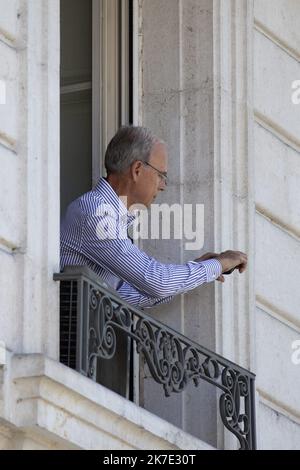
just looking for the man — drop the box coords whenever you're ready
[61,126,247,308]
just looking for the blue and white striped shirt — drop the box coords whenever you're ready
[60,178,222,308]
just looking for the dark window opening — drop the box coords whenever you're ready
[60,0,134,400]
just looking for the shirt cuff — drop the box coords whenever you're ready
[199,259,222,282]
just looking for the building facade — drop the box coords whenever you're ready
[0,0,299,450]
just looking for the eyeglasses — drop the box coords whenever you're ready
[143,162,168,185]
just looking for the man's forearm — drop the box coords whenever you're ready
[117,281,174,308]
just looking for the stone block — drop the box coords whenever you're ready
[254,0,300,55]
[256,307,300,413]
[0,148,24,247]
[256,213,300,323]
[254,122,300,233]
[258,401,300,450]
[0,252,22,352]
[0,0,20,40]
[254,31,300,141]
[0,42,19,141]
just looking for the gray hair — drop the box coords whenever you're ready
[105,126,164,175]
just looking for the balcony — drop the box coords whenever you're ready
[54,266,256,450]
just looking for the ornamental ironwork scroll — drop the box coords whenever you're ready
[86,287,256,450]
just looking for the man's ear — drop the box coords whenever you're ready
[130,161,143,182]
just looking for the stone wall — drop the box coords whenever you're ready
[253,0,300,450]
[0,0,60,358]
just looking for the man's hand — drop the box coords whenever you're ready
[194,250,248,283]
[215,250,248,275]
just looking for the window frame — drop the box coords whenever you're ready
[92,0,132,185]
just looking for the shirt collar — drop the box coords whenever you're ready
[94,178,136,228]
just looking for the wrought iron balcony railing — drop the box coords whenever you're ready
[54,266,256,450]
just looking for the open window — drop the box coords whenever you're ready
[60,0,133,397]
[60,0,132,217]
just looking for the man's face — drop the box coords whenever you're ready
[134,143,168,208]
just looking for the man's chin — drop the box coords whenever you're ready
[136,196,156,208]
